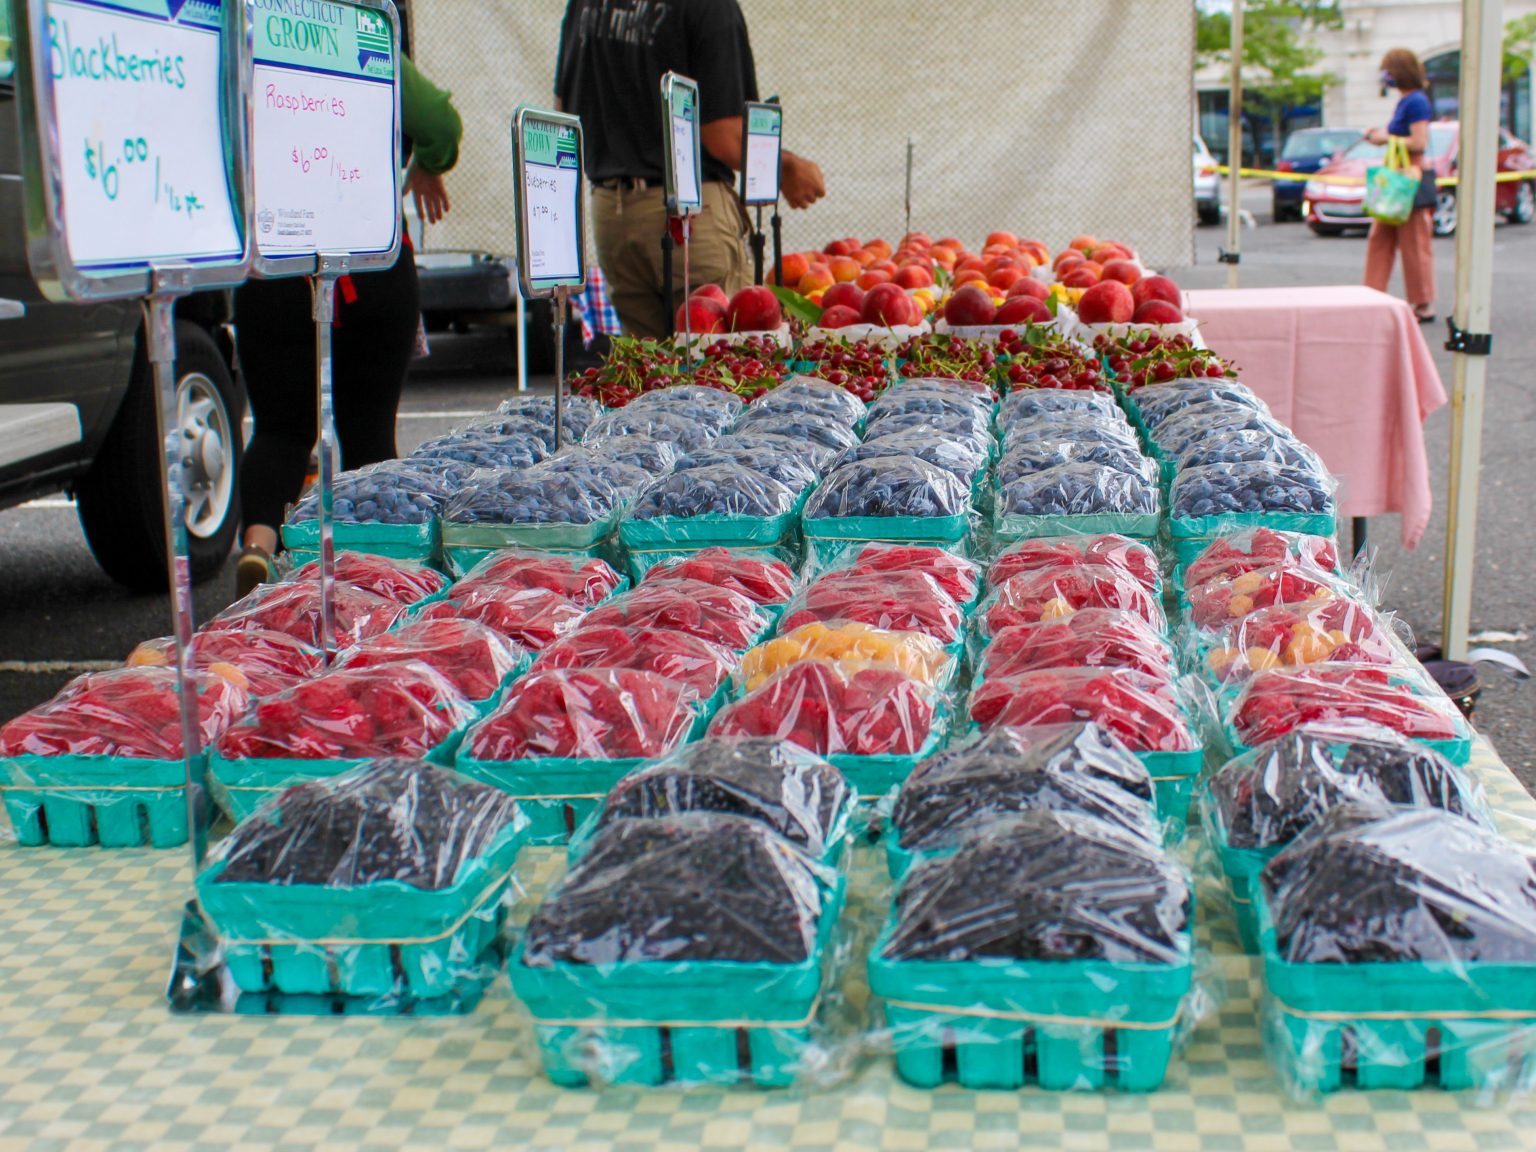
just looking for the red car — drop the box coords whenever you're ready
[1304,121,1535,237]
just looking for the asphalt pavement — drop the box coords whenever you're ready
[3,190,1533,784]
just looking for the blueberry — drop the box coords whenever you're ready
[805,456,972,520]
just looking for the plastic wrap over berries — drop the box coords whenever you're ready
[534,626,736,698]
[841,543,981,604]
[862,409,993,454]
[442,455,638,527]
[1002,413,1140,454]
[1183,528,1340,590]
[998,462,1160,520]
[0,667,250,759]
[783,570,964,644]
[969,667,1195,755]
[587,737,854,855]
[1262,805,1536,964]
[1183,563,1355,632]
[335,618,527,703]
[672,443,819,493]
[740,621,955,693]
[873,379,994,418]
[521,814,832,965]
[882,811,1190,964]
[453,551,623,608]
[1175,427,1324,474]
[288,460,456,525]
[583,435,682,475]
[290,552,449,605]
[643,548,798,606]
[1134,381,1268,429]
[212,758,526,888]
[1152,408,1295,460]
[750,376,866,425]
[1199,596,1405,682]
[990,534,1162,593]
[625,384,744,432]
[628,465,799,520]
[496,393,603,439]
[581,580,769,650]
[893,724,1162,853]
[1229,664,1466,747]
[126,629,323,698]
[458,411,588,451]
[585,408,721,452]
[420,586,587,651]
[730,408,860,454]
[1172,462,1334,519]
[979,609,1175,682]
[833,434,987,489]
[805,458,972,520]
[982,563,1166,633]
[204,581,406,648]
[408,431,547,473]
[999,387,1120,432]
[998,439,1154,484]
[215,662,477,761]
[1205,721,1489,853]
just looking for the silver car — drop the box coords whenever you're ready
[1194,135,1220,226]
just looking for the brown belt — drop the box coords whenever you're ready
[594,176,657,191]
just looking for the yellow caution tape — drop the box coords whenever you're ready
[1213,164,1536,188]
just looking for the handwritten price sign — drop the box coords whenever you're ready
[514,108,585,296]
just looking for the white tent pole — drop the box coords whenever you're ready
[1442,0,1503,659]
[1225,0,1244,288]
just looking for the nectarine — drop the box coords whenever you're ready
[944,284,997,326]
[1077,280,1136,324]
[1132,275,1182,310]
[856,270,893,291]
[985,230,1019,250]
[828,256,862,283]
[726,286,782,332]
[769,252,809,287]
[677,296,727,334]
[1132,299,1184,324]
[818,304,862,329]
[893,264,934,290]
[862,283,913,327]
[995,295,1051,325]
[692,284,729,307]
[820,282,865,313]
[1101,259,1141,286]
[1007,278,1051,301]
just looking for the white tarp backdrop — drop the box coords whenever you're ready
[413,0,1197,268]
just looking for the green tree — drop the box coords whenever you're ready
[1197,1,1342,164]
[1505,13,1536,84]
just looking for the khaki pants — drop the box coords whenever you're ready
[1364,206,1436,310]
[592,180,750,339]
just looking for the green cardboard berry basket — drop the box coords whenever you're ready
[440,519,616,573]
[209,732,464,823]
[991,510,1161,546]
[827,703,952,806]
[1197,788,1283,954]
[280,519,440,566]
[509,877,847,1088]
[195,816,525,1000]
[1254,890,1536,1092]
[619,491,811,556]
[867,915,1194,1091]
[1165,511,1339,567]
[1220,708,1474,769]
[801,513,970,569]
[1,753,207,848]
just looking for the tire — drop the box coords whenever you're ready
[1308,221,1344,237]
[76,320,245,592]
[1197,203,1221,226]
[1433,190,1458,237]
[1507,180,1535,225]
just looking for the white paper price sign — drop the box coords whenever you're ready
[661,71,700,215]
[249,0,400,274]
[741,102,781,205]
[513,107,585,298]
[16,0,248,298]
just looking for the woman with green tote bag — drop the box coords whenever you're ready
[1362,48,1437,323]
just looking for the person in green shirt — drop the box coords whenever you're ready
[233,58,463,596]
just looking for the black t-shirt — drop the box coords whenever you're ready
[556,0,759,184]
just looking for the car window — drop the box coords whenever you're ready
[1427,125,1454,158]
[1282,131,1359,161]
[1343,139,1387,161]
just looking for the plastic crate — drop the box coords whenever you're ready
[1,753,203,848]
[867,919,1193,1091]
[195,820,524,1000]
[1256,891,1536,1092]
[510,879,845,1088]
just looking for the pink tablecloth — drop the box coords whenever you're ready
[1184,285,1447,549]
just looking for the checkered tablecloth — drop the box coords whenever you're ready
[3,740,1536,1152]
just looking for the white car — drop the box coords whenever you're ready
[1194,135,1220,226]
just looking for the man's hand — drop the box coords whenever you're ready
[781,152,826,210]
[405,163,452,225]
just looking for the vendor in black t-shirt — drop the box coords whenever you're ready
[555,0,826,338]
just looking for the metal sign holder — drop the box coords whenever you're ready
[740,100,783,287]
[13,0,252,871]
[512,107,588,450]
[660,72,701,350]
[247,0,404,670]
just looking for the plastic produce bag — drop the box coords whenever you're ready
[585,407,721,452]
[970,667,1196,755]
[640,548,798,606]
[420,586,588,651]
[441,453,641,553]
[782,570,964,644]
[997,461,1160,538]
[286,459,456,526]
[863,407,993,453]
[715,428,845,472]
[741,621,955,692]
[997,438,1154,485]
[497,391,604,433]
[998,387,1120,433]
[463,668,700,763]
[833,435,987,491]
[215,662,476,761]
[580,737,855,857]
[1171,461,1334,524]
[457,411,582,452]
[710,661,941,759]
[1152,408,1295,461]
[197,758,527,1000]
[981,564,1166,635]
[672,442,818,493]
[625,383,744,433]
[873,378,994,418]
[205,580,406,648]
[980,610,1175,682]
[127,629,322,697]
[584,434,682,475]
[1174,427,1323,474]
[1184,562,1352,631]
[290,552,450,606]
[581,578,768,649]
[0,666,250,759]
[840,542,981,605]
[623,466,800,549]
[1262,805,1536,964]
[1228,663,1469,751]
[1134,381,1267,429]
[882,811,1190,964]
[448,550,623,607]
[891,725,1162,858]
[750,376,866,425]
[1182,527,1340,591]
[335,618,527,703]
[408,430,547,473]
[730,407,861,453]
[1205,722,1488,854]
[989,534,1162,594]
[805,458,972,521]
[535,625,736,699]
[1200,596,1404,682]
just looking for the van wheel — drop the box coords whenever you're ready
[76,321,245,592]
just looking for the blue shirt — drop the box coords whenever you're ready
[1388,89,1432,138]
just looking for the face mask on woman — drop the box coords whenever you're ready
[1380,70,1397,90]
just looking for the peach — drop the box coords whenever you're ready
[1061,267,1101,289]
[726,286,782,332]
[988,267,1028,291]
[1068,233,1099,252]
[1132,275,1182,310]
[870,260,900,276]
[769,252,810,288]
[1132,299,1184,324]
[862,283,913,326]
[1089,244,1130,264]
[823,238,859,257]
[944,284,997,326]
[852,249,878,268]
[818,304,862,329]
[985,230,1019,250]
[1101,259,1141,286]
[677,296,727,334]
[1077,280,1136,324]
[856,269,893,291]
[864,238,893,258]
[820,282,865,313]
[1054,249,1084,270]
[797,267,835,296]
[828,256,862,283]
[952,267,988,287]
[1007,278,1051,301]
[893,264,934,289]
[692,284,729,307]
[995,295,1052,325]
